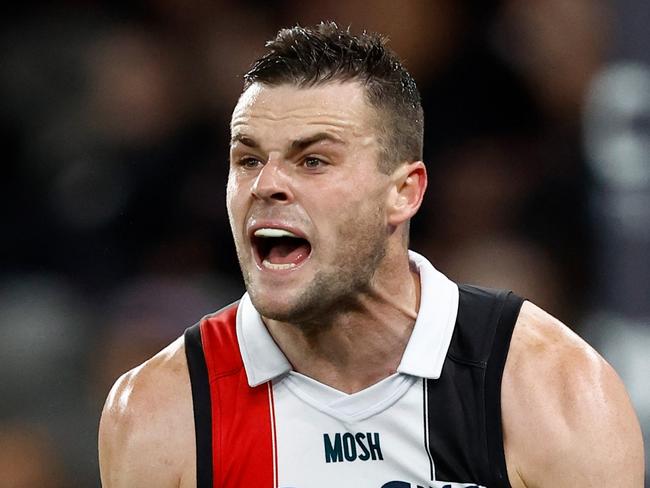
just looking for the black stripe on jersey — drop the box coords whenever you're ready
[184,322,213,488]
[485,292,524,488]
[424,285,523,486]
[422,378,435,481]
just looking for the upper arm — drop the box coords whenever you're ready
[502,301,645,487]
[98,338,194,488]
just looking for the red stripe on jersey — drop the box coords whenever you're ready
[200,306,276,487]
[268,381,278,487]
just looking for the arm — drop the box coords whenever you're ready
[98,338,195,487]
[502,301,644,487]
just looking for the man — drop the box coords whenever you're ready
[99,23,644,487]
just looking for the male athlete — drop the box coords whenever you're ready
[99,23,644,487]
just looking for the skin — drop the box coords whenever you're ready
[227,82,425,390]
[99,81,644,487]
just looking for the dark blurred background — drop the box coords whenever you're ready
[1,1,648,486]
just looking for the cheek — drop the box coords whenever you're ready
[226,173,243,218]
[307,187,357,231]
[325,189,384,236]
[334,182,385,215]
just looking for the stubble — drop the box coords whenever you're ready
[243,204,388,330]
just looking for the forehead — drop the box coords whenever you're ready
[230,82,377,140]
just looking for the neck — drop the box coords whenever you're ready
[263,252,420,394]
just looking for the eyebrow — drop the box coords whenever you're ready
[230,134,259,148]
[290,132,346,152]
[230,132,346,152]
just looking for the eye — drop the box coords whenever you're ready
[238,157,263,169]
[303,157,326,169]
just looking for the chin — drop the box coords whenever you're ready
[241,261,312,314]
[247,289,303,322]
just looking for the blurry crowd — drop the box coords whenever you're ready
[1,1,648,486]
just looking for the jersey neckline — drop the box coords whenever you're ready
[279,371,419,423]
[236,250,459,388]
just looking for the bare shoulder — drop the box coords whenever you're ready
[502,301,644,487]
[99,336,196,488]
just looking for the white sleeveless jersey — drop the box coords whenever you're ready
[184,252,523,488]
[271,372,480,488]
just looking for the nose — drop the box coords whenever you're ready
[251,158,292,203]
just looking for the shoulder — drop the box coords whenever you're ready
[502,301,644,487]
[99,336,196,488]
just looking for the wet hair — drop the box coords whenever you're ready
[243,22,424,174]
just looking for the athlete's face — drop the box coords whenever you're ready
[227,81,394,322]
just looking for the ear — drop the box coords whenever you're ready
[386,161,427,227]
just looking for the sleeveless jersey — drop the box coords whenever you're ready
[184,252,524,488]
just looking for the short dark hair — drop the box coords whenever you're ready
[243,22,424,174]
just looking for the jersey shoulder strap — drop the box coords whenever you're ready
[184,302,277,488]
[457,284,524,487]
[425,284,523,487]
[450,285,524,363]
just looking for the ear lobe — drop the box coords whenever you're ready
[387,161,427,227]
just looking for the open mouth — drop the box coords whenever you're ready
[251,228,312,270]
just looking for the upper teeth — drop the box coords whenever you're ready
[254,228,300,238]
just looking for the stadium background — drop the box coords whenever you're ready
[1,1,648,485]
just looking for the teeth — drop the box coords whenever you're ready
[254,228,300,238]
[262,259,297,270]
